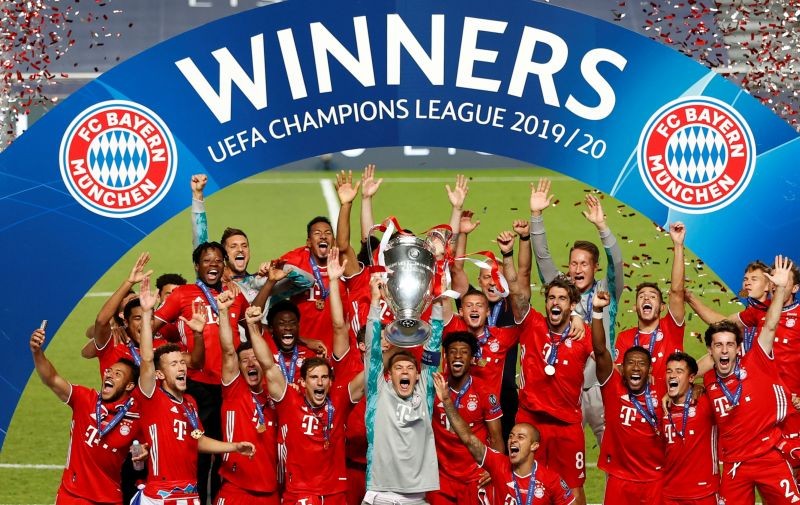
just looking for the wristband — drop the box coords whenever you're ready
[501,250,514,258]
[518,235,530,242]
[592,311,604,320]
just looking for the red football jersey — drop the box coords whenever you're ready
[345,265,395,336]
[703,341,788,463]
[330,345,364,385]
[614,311,685,384]
[280,246,351,352]
[480,449,575,505]
[660,394,718,500]
[58,385,139,504]
[345,396,367,465]
[275,382,355,495]
[518,311,594,424]
[433,376,502,480]
[95,338,169,377]
[134,385,203,495]
[155,283,248,384]
[219,373,278,493]
[445,315,520,395]
[599,370,665,482]
[740,302,800,394]
[266,337,318,387]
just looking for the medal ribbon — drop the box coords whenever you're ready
[668,389,693,440]
[126,340,142,367]
[251,392,266,429]
[95,395,134,438]
[628,384,660,434]
[161,386,201,431]
[512,461,538,505]
[476,327,491,360]
[633,323,659,357]
[308,255,330,301]
[452,376,473,409]
[715,364,743,409]
[277,346,299,384]
[743,326,756,355]
[582,282,598,323]
[195,280,219,316]
[488,302,503,328]
[546,324,571,367]
[304,396,335,446]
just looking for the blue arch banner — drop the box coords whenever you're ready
[1,0,797,447]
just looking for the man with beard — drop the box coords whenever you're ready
[153,242,249,504]
[528,179,624,447]
[592,291,665,505]
[31,325,144,505]
[134,275,255,505]
[216,291,279,505]
[429,331,504,505]
[613,222,686,385]
[432,373,575,505]
[703,256,800,504]
[660,352,718,505]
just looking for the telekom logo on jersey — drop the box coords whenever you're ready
[175,14,628,125]
[302,414,320,435]
[173,419,189,440]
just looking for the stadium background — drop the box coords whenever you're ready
[0,1,786,503]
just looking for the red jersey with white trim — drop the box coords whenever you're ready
[614,312,685,384]
[703,341,788,463]
[266,337,318,387]
[219,373,278,493]
[155,283,248,384]
[445,315,520,394]
[280,246,351,352]
[59,385,139,504]
[331,345,364,384]
[133,385,203,494]
[518,310,594,424]
[275,383,355,495]
[599,370,665,482]
[660,394,719,500]
[480,449,575,505]
[346,265,395,335]
[740,302,800,394]
[433,376,502,480]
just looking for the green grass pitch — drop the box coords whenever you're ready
[0,167,736,504]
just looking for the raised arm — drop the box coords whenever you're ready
[583,194,624,300]
[529,178,560,284]
[498,231,529,322]
[668,222,686,323]
[450,210,480,296]
[31,327,71,402]
[759,256,793,354]
[250,260,288,316]
[360,163,382,242]
[513,218,532,300]
[684,289,743,327]
[364,274,385,399]
[138,275,159,397]
[433,372,486,464]
[180,301,207,370]
[334,170,361,277]
[445,174,468,248]
[245,306,286,400]
[591,291,613,383]
[217,290,238,384]
[191,174,209,248]
[90,252,152,346]
[327,246,350,359]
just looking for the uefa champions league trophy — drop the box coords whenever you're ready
[368,219,449,347]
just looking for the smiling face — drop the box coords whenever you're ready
[224,234,250,276]
[477,270,501,303]
[100,362,136,402]
[666,359,695,401]
[301,364,332,407]
[270,310,300,352]
[238,348,263,390]
[156,350,188,396]
[507,423,539,467]
[568,248,599,293]
[307,221,334,262]
[446,341,474,381]
[635,286,663,325]
[389,355,419,399]
[545,286,575,332]
[460,293,489,331]
[195,247,225,286]
[708,331,740,377]
[622,349,651,394]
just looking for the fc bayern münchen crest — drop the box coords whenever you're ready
[637,96,755,214]
[59,100,178,218]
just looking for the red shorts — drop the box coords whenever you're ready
[282,491,347,505]
[720,449,800,504]
[215,481,279,505]
[427,471,493,505]
[664,496,717,505]
[605,475,663,505]
[515,408,585,488]
[55,487,120,505]
[346,461,366,505]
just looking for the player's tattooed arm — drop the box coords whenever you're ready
[592,291,612,383]
[433,372,487,464]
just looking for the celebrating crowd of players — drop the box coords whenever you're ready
[30,166,800,505]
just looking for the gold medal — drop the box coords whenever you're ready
[725,404,735,412]
[256,423,266,433]
[323,440,330,450]
[191,429,204,440]
[315,299,325,310]
[477,359,487,367]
